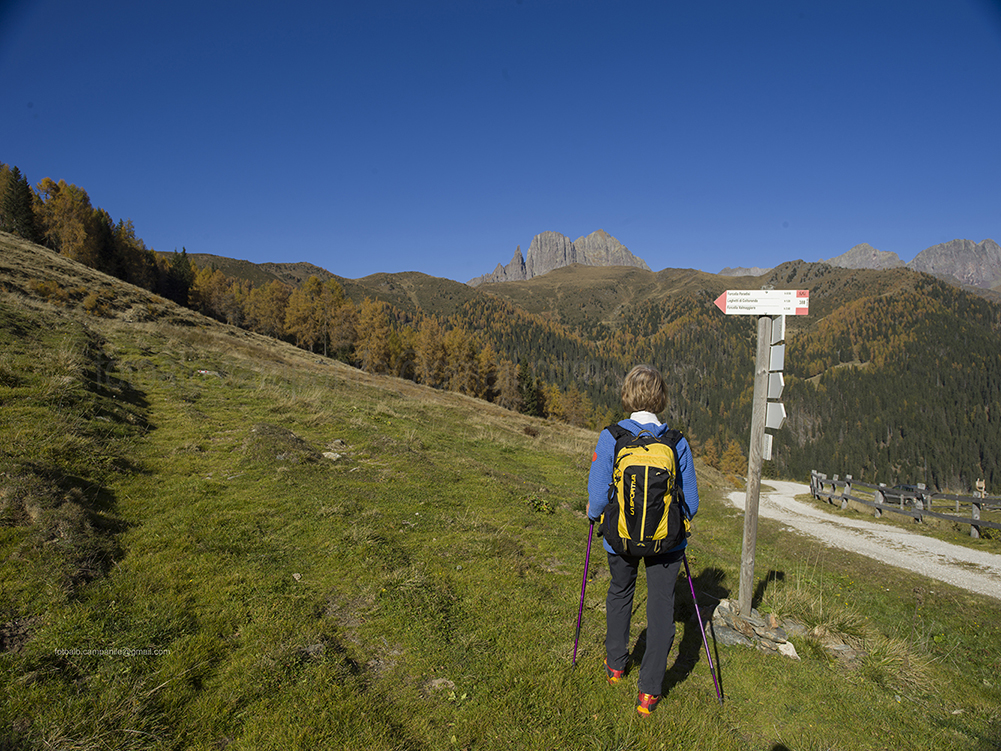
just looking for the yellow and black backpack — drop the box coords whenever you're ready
[600,424,690,556]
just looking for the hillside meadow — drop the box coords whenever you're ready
[1,238,1000,750]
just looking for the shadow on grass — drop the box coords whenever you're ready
[753,569,786,610]
[626,567,730,698]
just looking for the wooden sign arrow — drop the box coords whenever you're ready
[714,289,809,316]
[765,402,787,430]
[768,372,784,400]
[769,343,785,372]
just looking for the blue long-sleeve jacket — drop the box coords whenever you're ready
[587,414,700,555]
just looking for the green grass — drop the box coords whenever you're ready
[2,294,1001,750]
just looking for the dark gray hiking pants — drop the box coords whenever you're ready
[605,549,684,696]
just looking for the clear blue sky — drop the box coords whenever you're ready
[2,0,999,282]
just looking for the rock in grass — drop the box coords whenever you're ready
[242,423,321,466]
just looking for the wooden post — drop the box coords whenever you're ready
[738,314,771,617]
[841,475,852,510]
[974,479,986,538]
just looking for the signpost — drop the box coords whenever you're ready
[715,289,809,617]
[714,289,809,316]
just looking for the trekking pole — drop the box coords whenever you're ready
[683,551,723,705]
[572,521,594,667]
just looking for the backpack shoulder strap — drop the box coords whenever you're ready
[607,423,683,447]
[658,428,691,517]
[604,423,631,442]
[661,428,684,448]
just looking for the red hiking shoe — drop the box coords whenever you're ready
[636,692,661,717]
[604,658,626,685]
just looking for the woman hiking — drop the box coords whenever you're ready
[586,364,700,717]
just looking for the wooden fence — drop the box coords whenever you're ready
[810,471,1001,539]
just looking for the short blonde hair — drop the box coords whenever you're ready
[621,364,667,414]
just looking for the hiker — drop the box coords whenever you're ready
[586,364,700,717]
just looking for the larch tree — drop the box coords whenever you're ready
[559,382,592,429]
[321,279,356,359]
[190,266,219,315]
[415,317,447,389]
[354,298,392,373]
[444,326,477,395]
[33,178,101,265]
[720,439,746,475]
[391,325,417,380]
[284,276,325,352]
[700,437,721,469]
[495,360,523,412]
[475,341,498,401]
[246,280,291,339]
[542,382,562,421]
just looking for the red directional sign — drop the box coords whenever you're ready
[714,289,809,316]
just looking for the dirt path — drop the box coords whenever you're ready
[727,480,1001,601]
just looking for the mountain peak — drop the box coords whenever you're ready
[468,230,649,286]
[826,243,905,270]
[906,238,1001,288]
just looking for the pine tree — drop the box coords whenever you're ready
[114,219,156,290]
[162,248,195,306]
[89,208,122,277]
[0,166,39,242]
[518,366,543,417]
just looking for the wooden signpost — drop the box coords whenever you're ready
[715,288,809,616]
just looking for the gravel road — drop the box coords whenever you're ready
[727,480,1001,601]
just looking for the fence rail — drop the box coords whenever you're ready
[810,471,1001,539]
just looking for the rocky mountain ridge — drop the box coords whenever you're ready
[720,238,1001,290]
[467,229,649,286]
[826,243,905,270]
[718,265,772,277]
[907,238,1001,289]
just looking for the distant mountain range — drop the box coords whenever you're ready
[473,232,1001,294]
[722,238,1001,291]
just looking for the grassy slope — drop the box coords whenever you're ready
[2,236,1000,750]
